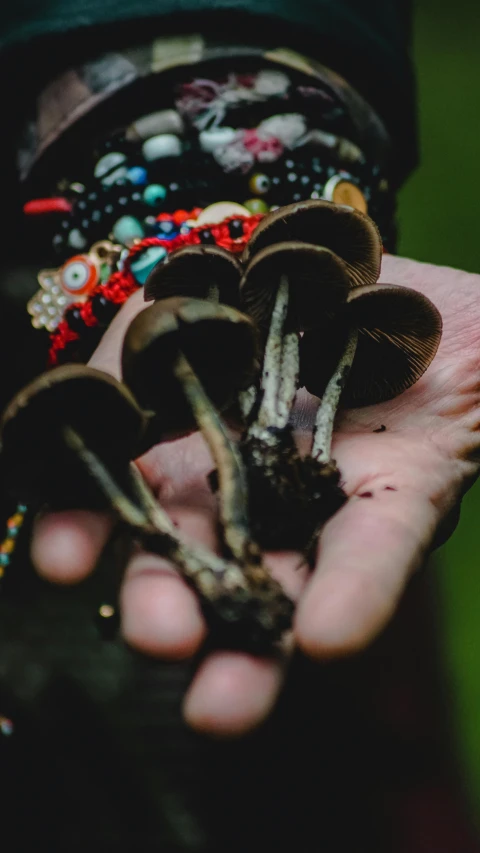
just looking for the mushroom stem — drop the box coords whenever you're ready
[207,282,220,304]
[255,275,290,430]
[312,327,358,463]
[277,330,300,429]
[173,350,262,568]
[238,385,257,420]
[63,425,150,529]
[64,424,292,637]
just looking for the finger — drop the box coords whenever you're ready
[295,488,438,658]
[31,510,113,583]
[121,551,207,660]
[183,646,290,738]
[182,547,300,737]
[120,503,217,658]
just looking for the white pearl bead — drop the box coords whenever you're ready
[142,134,182,161]
[199,127,237,152]
[94,152,126,179]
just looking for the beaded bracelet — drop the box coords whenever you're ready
[48,206,264,366]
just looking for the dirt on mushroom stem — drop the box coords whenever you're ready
[239,271,347,552]
[65,425,293,649]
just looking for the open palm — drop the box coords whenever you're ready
[31,253,480,736]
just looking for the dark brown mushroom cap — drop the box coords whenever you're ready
[144,245,243,308]
[122,296,260,440]
[240,241,350,333]
[243,199,382,288]
[300,283,442,407]
[0,365,146,503]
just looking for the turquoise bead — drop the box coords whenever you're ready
[143,184,168,207]
[112,216,145,247]
[131,246,168,285]
[0,554,9,566]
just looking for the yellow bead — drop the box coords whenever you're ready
[0,539,15,554]
[244,198,269,215]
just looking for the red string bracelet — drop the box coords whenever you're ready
[48,213,264,366]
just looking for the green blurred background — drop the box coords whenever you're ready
[399,0,480,822]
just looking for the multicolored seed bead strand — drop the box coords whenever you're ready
[0,505,27,581]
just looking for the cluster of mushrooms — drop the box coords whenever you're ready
[0,201,443,650]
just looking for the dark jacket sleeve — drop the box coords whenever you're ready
[0,1,416,180]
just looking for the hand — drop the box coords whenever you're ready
[30,254,480,737]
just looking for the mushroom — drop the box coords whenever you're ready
[237,241,350,549]
[0,364,146,510]
[144,244,243,308]
[0,363,293,646]
[121,296,293,630]
[300,283,443,465]
[243,198,383,288]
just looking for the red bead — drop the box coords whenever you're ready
[24,198,73,215]
[172,209,189,226]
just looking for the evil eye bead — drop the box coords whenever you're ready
[60,255,98,296]
[248,173,272,195]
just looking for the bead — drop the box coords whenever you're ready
[0,717,14,737]
[143,215,157,234]
[66,307,87,332]
[142,134,182,161]
[287,172,298,182]
[127,166,148,186]
[199,127,237,152]
[172,209,190,226]
[199,229,215,245]
[244,198,269,215]
[61,256,98,295]
[91,293,118,323]
[70,182,86,194]
[248,173,272,195]
[8,514,24,529]
[112,215,145,246]
[254,69,289,96]
[228,219,244,239]
[143,184,168,206]
[323,175,368,213]
[94,152,128,186]
[131,246,168,285]
[0,539,15,554]
[0,554,9,566]
[126,109,185,141]
[68,229,87,250]
[23,197,73,215]
[156,219,176,236]
[195,202,251,226]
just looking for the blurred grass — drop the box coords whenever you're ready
[398,0,480,821]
